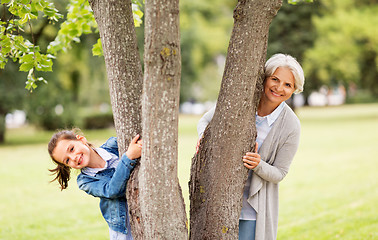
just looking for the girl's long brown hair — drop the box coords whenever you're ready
[48,129,80,190]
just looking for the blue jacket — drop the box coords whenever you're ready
[76,137,137,234]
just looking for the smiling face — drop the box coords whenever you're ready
[52,138,91,170]
[263,67,296,107]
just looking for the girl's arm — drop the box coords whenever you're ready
[78,135,142,199]
[77,154,137,199]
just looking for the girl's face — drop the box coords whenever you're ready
[52,138,91,169]
[263,67,296,106]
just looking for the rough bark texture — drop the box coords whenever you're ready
[88,0,144,236]
[189,0,282,239]
[135,0,189,239]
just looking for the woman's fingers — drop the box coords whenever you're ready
[244,152,259,158]
[243,148,261,169]
[243,159,258,169]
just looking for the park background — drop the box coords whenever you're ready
[0,0,377,239]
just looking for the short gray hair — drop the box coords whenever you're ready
[264,53,305,94]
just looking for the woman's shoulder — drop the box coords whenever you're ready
[282,103,301,130]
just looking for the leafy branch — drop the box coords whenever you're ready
[0,0,144,91]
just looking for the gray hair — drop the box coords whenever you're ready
[264,53,305,94]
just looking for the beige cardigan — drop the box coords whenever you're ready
[197,103,301,240]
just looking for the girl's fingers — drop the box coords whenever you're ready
[255,142,258,153]
[131,134,140,143]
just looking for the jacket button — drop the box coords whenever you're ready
[130,162,134,166]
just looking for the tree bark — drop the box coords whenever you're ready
[135,0,188,238]
[189,0,282,239]
[88,0,144,236]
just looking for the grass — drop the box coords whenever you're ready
[0,103,377,239]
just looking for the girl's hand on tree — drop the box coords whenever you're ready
[126,134,143,160]
[242,142,260,169]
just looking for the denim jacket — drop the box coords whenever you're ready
[76,137,137,234]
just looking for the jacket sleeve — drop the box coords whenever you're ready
[197,105,216,138]
[77,153,137,199]
[253,127,300,184]
[100,137,119,157]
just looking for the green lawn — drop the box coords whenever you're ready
[0,103,377,239]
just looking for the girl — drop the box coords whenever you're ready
[197,53,305,240]
[48,129,142,240]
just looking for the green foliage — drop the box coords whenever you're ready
[0,0,62,90]
[0,62,27,114]
[288,0,314,4]
[0,0,143,90]
[47,0,97,55]
[268,1,321,94]
[24,77,77,130]
[303,0,378,96]
[92,38,103,56]
[180,0,234,102]
[84,112,114,129]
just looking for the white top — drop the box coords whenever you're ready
[240,102,285,220]
[81,148,120,177]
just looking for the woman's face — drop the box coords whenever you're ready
[263,67,296,106]
[52,138,91,169]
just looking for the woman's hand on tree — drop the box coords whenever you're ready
[243,142,261,169]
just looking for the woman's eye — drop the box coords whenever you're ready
[70,147,74,152]
[65,159,69,164]
[286,83,292,87]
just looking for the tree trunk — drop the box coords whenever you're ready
[135,0,188,238]
[189,0,282,239]
[88,0,144,236]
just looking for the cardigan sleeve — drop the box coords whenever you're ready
[197,105,216,138]
[253,127,300,184]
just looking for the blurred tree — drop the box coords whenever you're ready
[266,1,322,108]
[24,71,76,130]
[179,0,317,103]
[268,0,321,95]
[303,0,378,97]
[0,63,26,142]
[268,1,320,62]
[179,0,234,102]
[0,0,64,142]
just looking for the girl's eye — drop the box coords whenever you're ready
[65,159,69,164]
[286,83,292,87]
[70,147,74,152]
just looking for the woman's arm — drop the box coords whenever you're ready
[197,105,216,138]
[253,129,300,184]
[77,153,137,199]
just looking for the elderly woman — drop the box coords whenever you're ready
[197,53,305,240]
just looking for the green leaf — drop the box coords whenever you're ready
[19,62,34,71]
[288,0,313,4]
[20,53,34,64]
[92,38,103,56]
